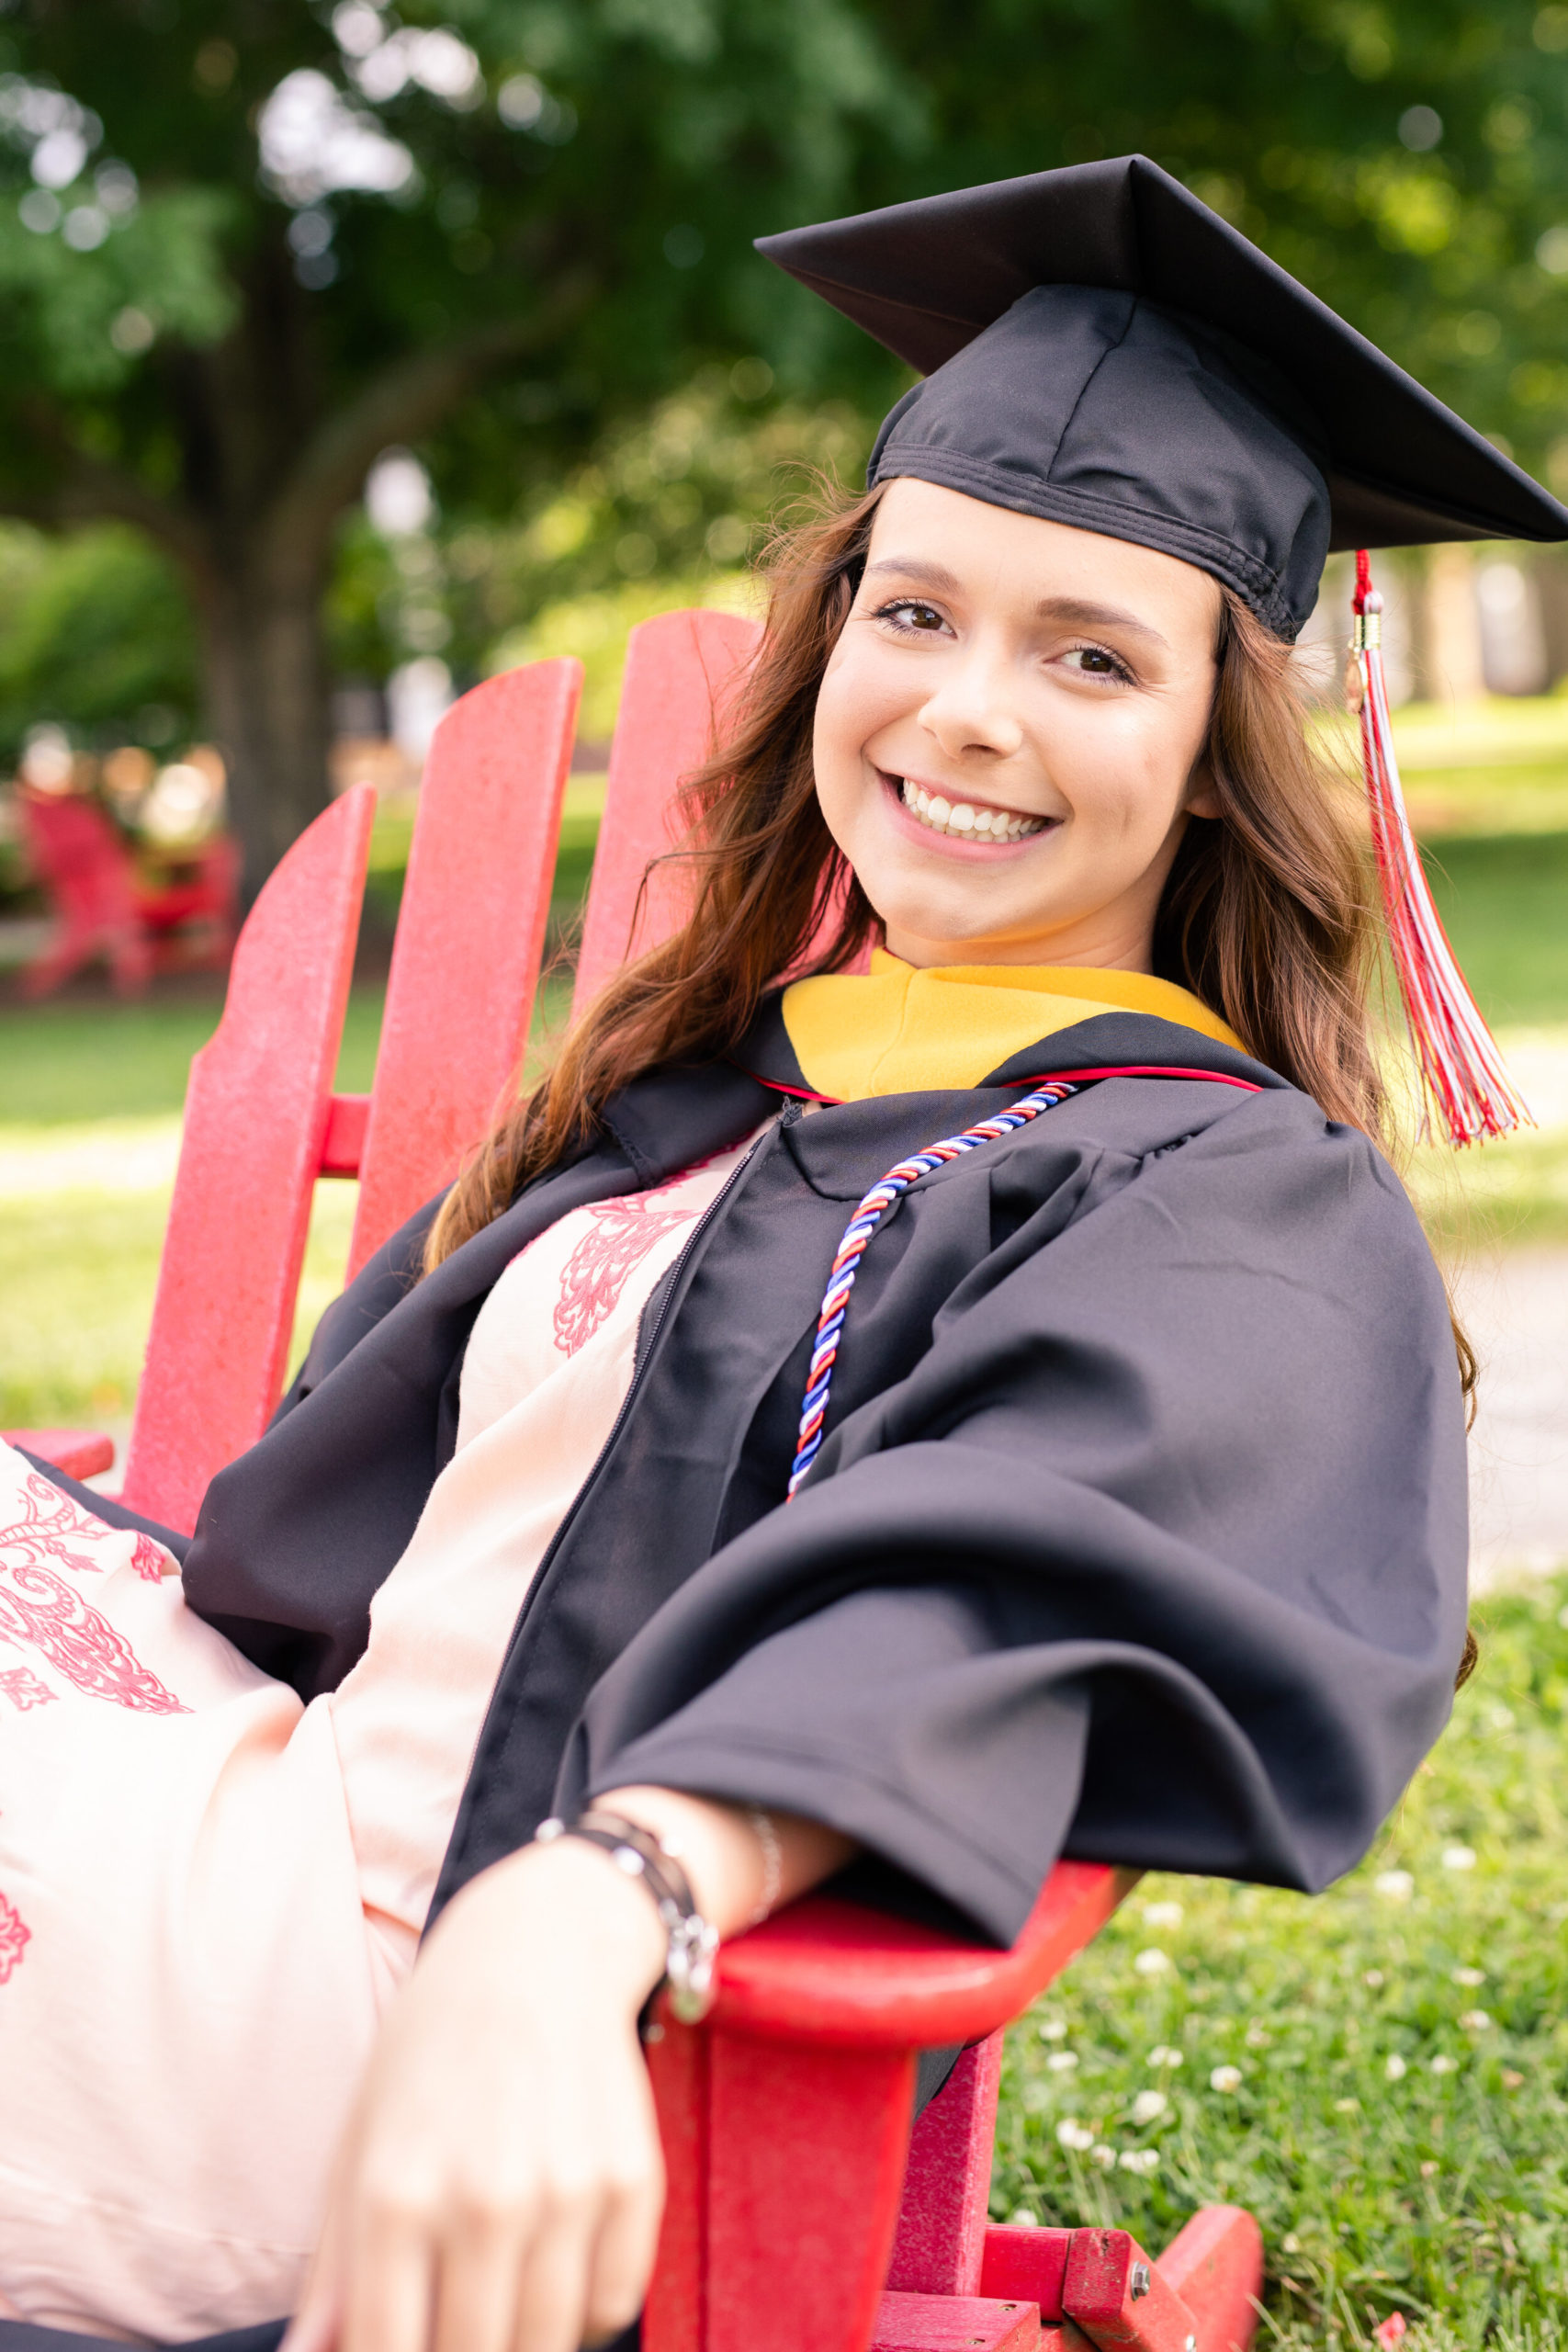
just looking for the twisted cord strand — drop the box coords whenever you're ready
[786,1081,1080,1498]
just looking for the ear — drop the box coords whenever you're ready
[1183,755,1222,822]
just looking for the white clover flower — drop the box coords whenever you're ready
[1459,2009,1493,2032]
[1131,2089,1168,2125]
[1334,2097,1360,2114]
[1430,2054,1459,2075]
[1452,1967,1486,1988]
[1375,1871,1415,1901]
[1244,2024,1270,2049]
[1008,2208,1041,2229]
[1134,1948,1171,1976]
[1143,1900,1184,1929]
[1210,2064,1244,2093]
[1056,2120,1094,2152]
[1364,1968,1386,1987]
[1385,2053,1408,2081]
[1047,2051,1080,2073]
[1441,1846,1477,1872]
[1119,2147,1160,2174]
[1148,2044,1184,2069]
[1038,2016,1069,2041]
[1090,2143,1118,2169]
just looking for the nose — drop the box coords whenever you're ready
[916,642,1025,762]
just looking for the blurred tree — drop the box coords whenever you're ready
[0,0,921,883]
[859,0,1568,486]
[333,0,1568,735]
[323,365,876,712]
[6,0,1568,888]
[0,522,198,762]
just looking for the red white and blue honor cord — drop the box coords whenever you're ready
[786,1080,1081,1498]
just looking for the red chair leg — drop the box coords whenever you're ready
[1154,2207,1263,2352]
[1060,2211,1263,2352]
[646,2020,916,2352]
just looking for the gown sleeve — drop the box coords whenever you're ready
[560,1090,1470,1944]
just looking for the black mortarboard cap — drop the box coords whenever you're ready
[756,155,1568,641]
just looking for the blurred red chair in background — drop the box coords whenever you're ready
[17,786,239,1000]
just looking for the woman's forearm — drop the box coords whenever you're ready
[592,1781,857,1942]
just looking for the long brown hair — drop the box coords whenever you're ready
[427,481,1389,1261]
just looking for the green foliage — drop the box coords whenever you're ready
[858,0,1568,479]
[0,520,197,761]
[6,0,1568,857]
[994,1577,1568,2351]
[0,0,920,525]
[326,366,870,701]
[0,183,236,396]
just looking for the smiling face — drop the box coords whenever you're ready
[811,479,1224,970]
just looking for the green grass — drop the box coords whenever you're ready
[1426,838,1568,1031]
[0,988,387,1124]
[0,976,572,1425]
[994,1577,1568,2352]
[0,1175,359,1426]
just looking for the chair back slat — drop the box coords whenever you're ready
[885,2032,1006,2295]
[348,659,581,1276]
[571,610,761,1018]
[118,786,376,1532]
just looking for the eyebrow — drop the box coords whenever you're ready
[863,560,1175,653]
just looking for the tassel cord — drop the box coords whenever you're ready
[1351,552,1530,1147]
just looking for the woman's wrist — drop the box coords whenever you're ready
[592,1784,857,1938]
[444,1832,671,2011]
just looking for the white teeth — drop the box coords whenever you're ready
[898,776,1046,842]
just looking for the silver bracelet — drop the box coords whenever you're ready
[744,1805,783,1928]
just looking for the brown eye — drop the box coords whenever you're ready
[874,598,951,635]
[1065,644,1130,681]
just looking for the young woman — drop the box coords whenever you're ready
[2,157,1562,2352]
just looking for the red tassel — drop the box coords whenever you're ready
[1349,548,1530,1146]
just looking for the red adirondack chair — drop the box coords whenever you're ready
[6,617,1264,2352]
[16,786,239,1001]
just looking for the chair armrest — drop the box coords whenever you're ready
[708,1860,1138,2048]
[4,1428,115,1481]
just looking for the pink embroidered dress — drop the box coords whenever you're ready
[0,1132,761,2344]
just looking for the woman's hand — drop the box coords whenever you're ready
[285,1835,667,2352]
[285,1790,853,2352]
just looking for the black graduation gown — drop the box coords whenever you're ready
[115,1002,1469,1939]
[6,1002,1469,2352]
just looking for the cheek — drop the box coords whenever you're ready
[814,638,918,766]
[1066,709,1205,843]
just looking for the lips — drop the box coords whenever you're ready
[896,775,1050,842]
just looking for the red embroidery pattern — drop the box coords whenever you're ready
[553,1196,696,1357]
[130,1531,169,1584]
[0,1470,115,1577]
[0,1665,56,1711]
[0,1887,28,1983]
[0,1563,187,1713]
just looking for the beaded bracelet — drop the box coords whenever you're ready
[744,1805,783,1928]
[535,1808,720,2023]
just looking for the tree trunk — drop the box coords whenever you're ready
[197,560,335,898]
